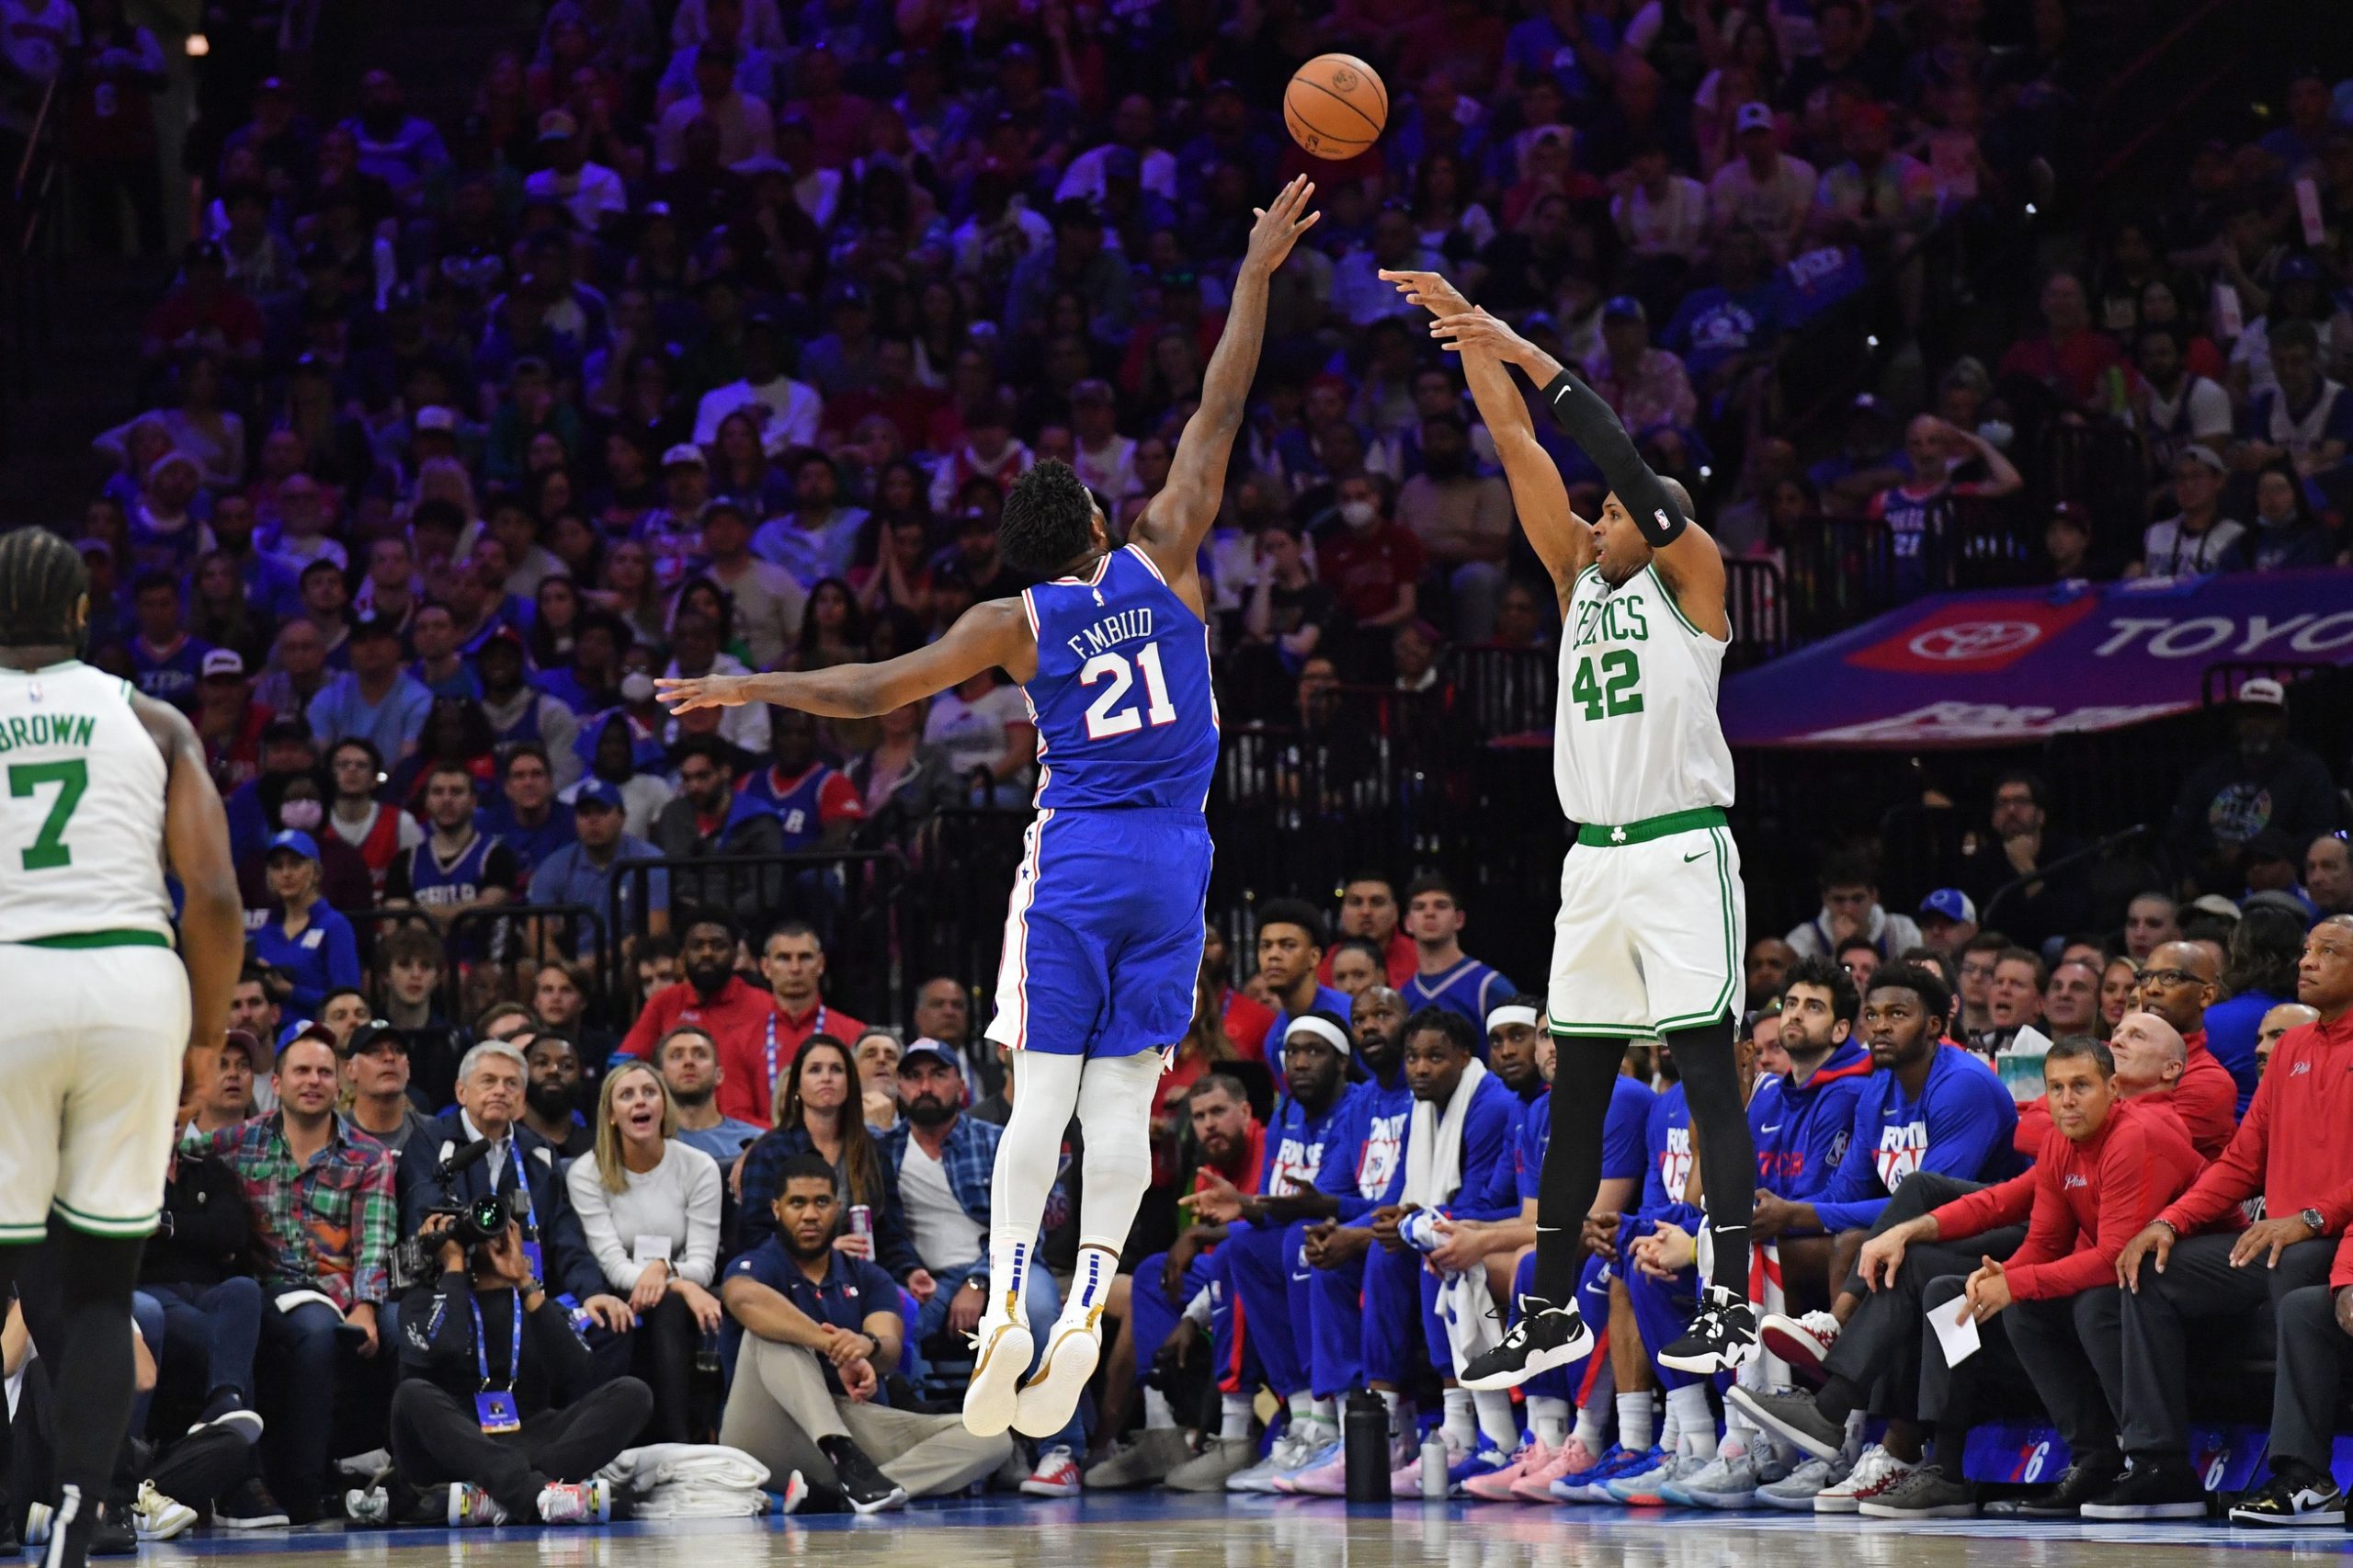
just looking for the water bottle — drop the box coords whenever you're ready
[1419,1433,1450,1500]
[1343,1391,1392,1503]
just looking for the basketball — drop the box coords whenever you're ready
[1284,53,1387,160]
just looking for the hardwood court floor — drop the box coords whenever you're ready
[134,1494,2353,1566]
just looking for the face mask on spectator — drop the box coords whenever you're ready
[1340,499,1378,529]
[279,798,324,831]
[620,671,656,704]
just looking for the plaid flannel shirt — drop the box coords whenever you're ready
[207,1113,398,1309]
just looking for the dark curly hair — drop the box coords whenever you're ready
[999,459,1099,574]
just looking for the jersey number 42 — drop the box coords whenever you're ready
[1569,650,1644,722]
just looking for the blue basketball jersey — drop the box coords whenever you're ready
[404,830,500,914]
[1020,545,1218,812]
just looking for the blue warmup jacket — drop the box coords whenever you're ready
[1809,1045,2020,1233]
[1749,1039,1877,1201]
[1313,1073,1414,1221]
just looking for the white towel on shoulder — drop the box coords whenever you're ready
[1399,1060,1503,1376]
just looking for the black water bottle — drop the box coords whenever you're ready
[1343,1390,1392,1503]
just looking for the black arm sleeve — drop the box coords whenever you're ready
[1540,369,1688,548]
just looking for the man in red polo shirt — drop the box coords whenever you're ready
[618,910,776,1122]
[2126,941,2240,1159]
[756,920,868,1119]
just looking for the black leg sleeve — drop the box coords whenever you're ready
[17,1226,145,1511]
[1665,1017,1753,1296]
[1532,1037,1631,1304]
[631,1296,698,1445]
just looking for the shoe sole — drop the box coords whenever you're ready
[1813,1494,1866,1514]
[1461,1322,1596,1392]
[1224,1471,1285,1495]
[1512,1483,1570,1504]
[2080,1502,2209,1521]
[1682,1490,1756,1509]
[961,1322,1035,1438]
[1857,1501,1976,1518]
[2225,1509,2345,1527]
[210,1515,292,1529]
[1724,1388,1843,1463]
[1012,1322,1100,1438]
[848,1487,911,1514]
[189,1410,267,1442]
[1658,1334,1758,1377]
[1756,1489,1824,1511]
[1758,1316,1834,1374]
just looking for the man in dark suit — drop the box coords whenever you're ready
[395,1040,633,1369]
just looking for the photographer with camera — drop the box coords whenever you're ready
[383,1210,652,1527]
[397,1041,632,1369]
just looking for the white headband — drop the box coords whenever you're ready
[1285,1015,1352,1057]
[1487,1005,1542,1035]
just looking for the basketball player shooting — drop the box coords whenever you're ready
[660,176,1320,1442]
[1379,270,1758,1386]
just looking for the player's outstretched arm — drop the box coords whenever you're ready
[1131,176,1320,603]
[1381,272,1594,598]
[138,693,242,1057]
[656,597,1034,720]
[1434,309,1727,639]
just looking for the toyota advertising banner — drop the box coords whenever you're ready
[1721,569,2353,749]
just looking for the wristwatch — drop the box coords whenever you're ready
[2301,1208,2325,1234]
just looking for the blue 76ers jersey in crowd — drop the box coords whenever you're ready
[1021,545,1219,811]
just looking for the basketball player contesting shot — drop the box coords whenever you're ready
[658,176,1322,1441]
[1378,271,1760,1386]
[0,529,244,1568]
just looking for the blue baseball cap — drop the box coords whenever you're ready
[1917,888,1976,926]
[574,779,625,812]
[266,829,321,861]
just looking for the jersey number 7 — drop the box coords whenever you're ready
[8,759,86,870]
[1081,644,1178,741]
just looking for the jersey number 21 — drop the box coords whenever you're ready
[1081,644,1177,741]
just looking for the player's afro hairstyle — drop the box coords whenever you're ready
[0,527,88,647]
[999,460,1100,574]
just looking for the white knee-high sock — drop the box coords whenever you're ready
[1472,1390,1519,1451]
[1618,1391,1655,1452]
[1379,1389,1407,1439]
[1221,1393,1254,1441]
[1143,1388,1176,1430]
[1440,1388,1477,1448]
[1666,1384,1716,1460]
[987,1051,1085,1321]
[1529,1395,1572,1449]
[1072,1052,1165,1251]
[1061,1244,1117,1327]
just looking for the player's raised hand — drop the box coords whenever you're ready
[1429,308,1555,376]
[1377,268,1472,318]
[655,673,754,712]
[1244,176,1321,275]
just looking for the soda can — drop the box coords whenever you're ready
[848,1204,873,1240]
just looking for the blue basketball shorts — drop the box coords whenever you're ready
[983,806,1214,1060]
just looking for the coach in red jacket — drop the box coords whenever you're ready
[1881,1037,2208,1517]
[2196,916,2353,1526]
[2102,916,2353,1523]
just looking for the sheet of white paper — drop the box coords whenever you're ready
[1929,1297,1981,1367]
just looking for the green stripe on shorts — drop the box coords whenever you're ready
[10,928,172,950]
[51,1198,160,1237]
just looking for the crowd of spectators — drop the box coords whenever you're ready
[6,0,2353,1544]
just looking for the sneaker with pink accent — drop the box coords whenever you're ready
[1513,1437,1596,1503]
[1465,1439,1553,1501]
[1287,1431,1415,1496]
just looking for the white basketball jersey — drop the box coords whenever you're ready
[0,662,174,943]
[1553,563,1736,825]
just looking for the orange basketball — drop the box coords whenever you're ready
[1284,53,1387,160]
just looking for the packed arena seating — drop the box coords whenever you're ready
[2,0,2352,1541]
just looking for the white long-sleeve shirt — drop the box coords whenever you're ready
[565,1139,722,1291]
